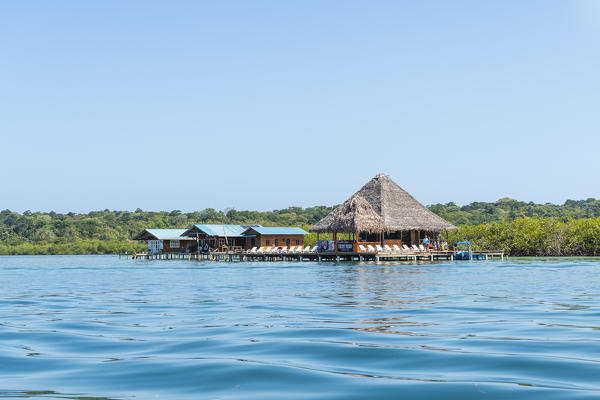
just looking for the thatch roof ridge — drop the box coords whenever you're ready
[309,194,387,233]
[310,173,457,233]
[356,173,457,231]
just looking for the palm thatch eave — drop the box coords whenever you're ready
[309,195,388,234]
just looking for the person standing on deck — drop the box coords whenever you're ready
[422,236,430,249]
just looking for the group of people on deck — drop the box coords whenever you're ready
[421,235,448,251]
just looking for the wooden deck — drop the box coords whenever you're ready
[124,250,505,263]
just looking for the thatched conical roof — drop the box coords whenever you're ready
[310,195,388,233]
[311,173,458,233]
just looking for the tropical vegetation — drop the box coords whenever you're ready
[0,207,332,255]
[2,198,600,256]
[447,217,600,256]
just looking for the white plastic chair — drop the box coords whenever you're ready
[384,245,393,252]
[403,244,411,251]
[367,245,376,252]
[392,244,402,252]
[359,244,368,252]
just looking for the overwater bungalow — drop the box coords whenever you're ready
[134,223,309,255]
[310,173,457,252]
[133,229,196,254]
[129,176,506,262]
[241,226,308,249]
[180,224,262,252]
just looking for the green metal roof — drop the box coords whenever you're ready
[184,224,262,237]
[245,227,308,235]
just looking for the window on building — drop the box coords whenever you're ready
[266,240,270,245]
[296,240,300,245]
[170,240,180,248]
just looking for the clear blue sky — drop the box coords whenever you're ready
[1,1,599,213]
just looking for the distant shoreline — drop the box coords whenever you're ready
[2,201,600,257]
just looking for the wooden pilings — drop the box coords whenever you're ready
[126,250,505,263]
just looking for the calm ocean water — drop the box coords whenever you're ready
[0,256,598,399]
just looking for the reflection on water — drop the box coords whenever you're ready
[0,390,118,399]
[0,255,599,400]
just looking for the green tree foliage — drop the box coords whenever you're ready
[432,198,600,256]
[448,217,600,256]
[2,198,600,255]
[430,198,600,225]
[0,206,333,255]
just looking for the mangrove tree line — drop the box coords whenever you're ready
[2,197,600,255]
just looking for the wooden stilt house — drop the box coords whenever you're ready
[310,173,458,251]
[241,226,308,249]
[310,194,388,252]
[133,229,196,254]
[180,224,262,252]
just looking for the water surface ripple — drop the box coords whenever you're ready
[0,255,598,399]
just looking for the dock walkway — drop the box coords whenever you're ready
[124,250,505,263]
